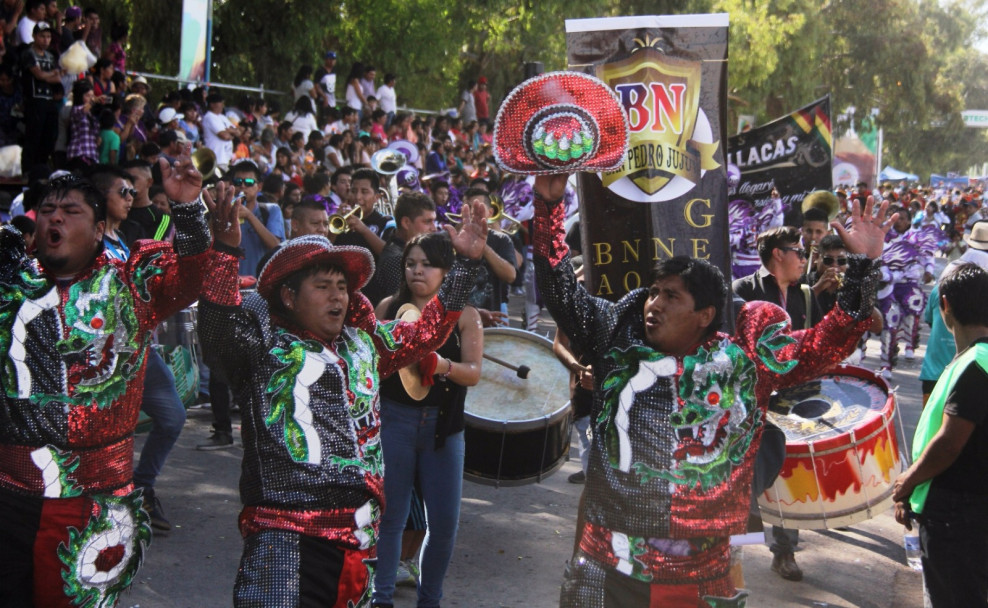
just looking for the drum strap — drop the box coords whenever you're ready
[800,285,812,330]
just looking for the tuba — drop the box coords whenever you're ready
[371,148,406,217]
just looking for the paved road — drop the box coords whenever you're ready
[122,286,933,608]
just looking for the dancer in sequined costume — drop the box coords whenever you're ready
[531,175,893,607]
[0,158,220,608]
[877,207,937,376]
[196,200,489,607]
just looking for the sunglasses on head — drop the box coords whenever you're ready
[231,177,257,187]
[823,256,848,266]
[118,186,138,198]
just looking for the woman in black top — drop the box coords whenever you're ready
[372,232,483,608]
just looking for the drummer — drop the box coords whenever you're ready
[195,189,488,606]
[531,174,894,607]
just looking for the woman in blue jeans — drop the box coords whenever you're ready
[372,232,482,608]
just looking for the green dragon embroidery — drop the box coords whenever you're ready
[58,491,152,608]
[755,321,798,374]
[130,251,165,302]
[334,330,384,477]
[265,337,327,463]
[49,267,143,409]
[33,445,83,498]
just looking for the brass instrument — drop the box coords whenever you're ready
[191,147,217,181]
[446,197,524,235]
[371,148,406,217]
[328,207,364,235]
[489,198,523,235]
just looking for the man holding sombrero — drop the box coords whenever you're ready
[195,191,489,607]
[493,71,896,607]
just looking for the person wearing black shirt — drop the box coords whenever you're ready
[333,167,392,256]
[894,263,988,607]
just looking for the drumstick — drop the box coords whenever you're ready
[482,353,531,379]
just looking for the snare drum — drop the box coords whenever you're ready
[464,328,572,486]
[757,365,904,530]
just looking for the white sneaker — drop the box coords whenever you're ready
[880,366,892,380]
[395,559,419,587]
[904,347,915,360]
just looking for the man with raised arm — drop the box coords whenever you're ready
[531,174,893,607]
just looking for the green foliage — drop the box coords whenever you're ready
[114,0,988,175]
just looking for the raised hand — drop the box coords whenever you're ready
[831,195,898,260]
[444,199,488,260]
[202,181,242,250]
[160,153,203,205]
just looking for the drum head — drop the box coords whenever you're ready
[465,328,571,431]
[767,368,889,444]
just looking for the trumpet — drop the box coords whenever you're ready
[328,207,364,235]
[446,197,523,235]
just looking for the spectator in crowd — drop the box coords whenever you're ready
[360,64,377,100]
[0,64,21,147]
[376,72,397,125]
[16,0,45,45]
[345,61,369,116]
[426,134,452,176]
[105,21,127,72]
[314,50,337,113]
[82,6,100,56]
[285,95,318,143]
[474,76,490,124]
[66,79,99,170]
[202,91,239,173]
[458,80,477,124]
[329,165,353,209]
[20,20,61,167]
[115,93,149,162]
[91,57,115,99]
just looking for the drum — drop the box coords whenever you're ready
[464,328,572,486]
[757,365,904,530]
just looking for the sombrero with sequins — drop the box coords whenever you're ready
[257,235,375,299]
[492,71,629,175]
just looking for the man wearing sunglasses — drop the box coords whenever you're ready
[810,234,850,315]
[732,225,825,582]
[229,160,285,278]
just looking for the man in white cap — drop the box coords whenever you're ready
[196,195,490,607]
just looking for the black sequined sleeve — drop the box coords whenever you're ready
[532,195,617,359]
[169,199,212,257]
[835,254,882,321]
[195,249,263,387]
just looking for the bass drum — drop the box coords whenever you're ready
[757,365,904,529]
[464,328,572,486]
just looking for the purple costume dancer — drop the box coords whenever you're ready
[877,211,936,374]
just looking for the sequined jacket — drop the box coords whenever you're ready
[533,196,879,541]
[0,202,212,498]
[197,252,477,549]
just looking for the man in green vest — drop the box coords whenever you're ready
[893,262,988,608]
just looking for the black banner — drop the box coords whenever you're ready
[565,14,730,300]
[727,97,833,227]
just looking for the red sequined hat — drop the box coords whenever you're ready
[493,71,629,175]
[257,235,375,299]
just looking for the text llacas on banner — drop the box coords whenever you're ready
[727,97,833,227]
[566,14,729,301]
